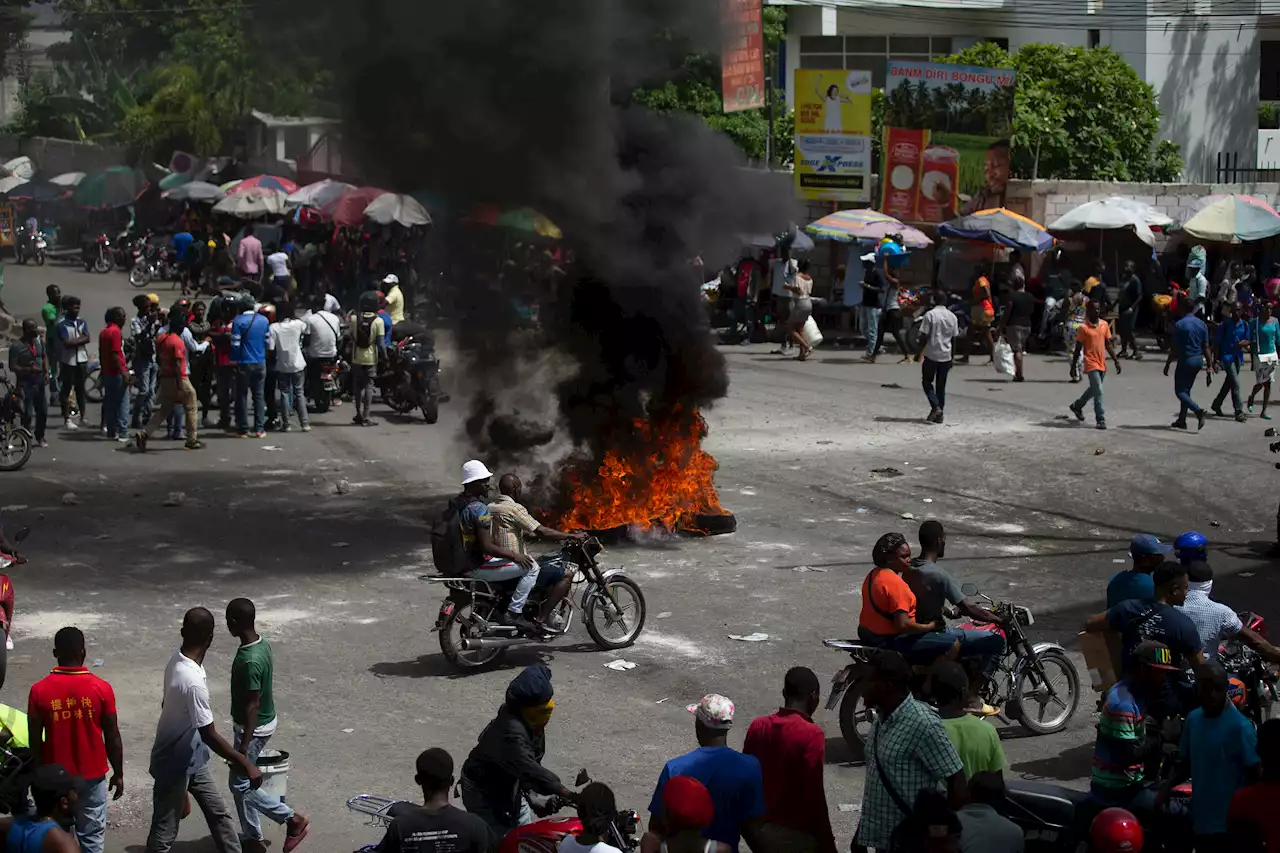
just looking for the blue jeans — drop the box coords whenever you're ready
[236,363,267,433]
[102,375,128,438]
[276,370,309,429]
[1175,361,1203,421]
[74,776,108,853]
[863,627,1006,678]
[131,361,156,427]
[1073,369,1106,424]
[19,381,47,442]
[861,306,882,356]
[472,558,540,613]
[1213,358,1243,414]
[229,727,294,842]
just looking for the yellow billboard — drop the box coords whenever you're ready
[794,69,872,202]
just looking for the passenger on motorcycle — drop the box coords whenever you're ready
[371,748,488,853]
[1175,531,1208,566]
[858,533,1005,697]
[456,461,541,633]
[460,664,576,847]
[1178,561,1280,663]
[489,474,586,628]
[1107,534,1173,608]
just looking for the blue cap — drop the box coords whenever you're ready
[1130,534,1173,557]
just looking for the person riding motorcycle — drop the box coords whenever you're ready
[459,664,576,848]
[1175,531,1208,566]
[489,473,586,628]
[1179,560,1280,664]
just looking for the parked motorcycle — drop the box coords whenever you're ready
[11,228,26,265]
[377,333,445,424]
[824,584,1079,757]
[82,234,113,274]
[0,376,32,473]
[423,536,646,671]
[32,232,46,266]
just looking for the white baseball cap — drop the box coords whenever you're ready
[381,273,400,286]
[461,460,493,486]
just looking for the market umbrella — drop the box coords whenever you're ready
[212,187,286,219]
[226,174,298,195]
[48,171,85,188]
[1,157,35,180]
[804,209,933,248]
[8,179,64,203]
[736,231,816,252]
[364,193,432,227]
[323,186,390,227]
[938,207,1054,253]
[286,178,355,210]
[1048,197,1173,248]
[466,205,563,239]
[1177,194,1280,243]
[163,181,226,203]
[73,166,149,209]
[0,175,29,195]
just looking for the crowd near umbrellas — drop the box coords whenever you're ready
[213,187,286,219]
[286,178,354,210]
[805,209,932,248]
[364,192,431,227]
[163,181,226,203]
[1177,194,1280,243]
[938,207,1055,253]
[323,186,389,227]
[466,205,563,239]
[49,171,85,187]
[73,166,149,209]
[1048,197,1174,248]
[227,174,298,196]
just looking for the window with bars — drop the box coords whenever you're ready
[797,35,954,89]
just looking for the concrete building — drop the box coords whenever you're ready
[0,3,70,125]
[775,0,1274,181]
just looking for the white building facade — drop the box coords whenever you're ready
[775,0,1278,181]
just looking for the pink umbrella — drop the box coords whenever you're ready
[324,186,389,227]
[226,175,299,196]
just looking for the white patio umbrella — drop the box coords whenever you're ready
[1047,197,1173,247]
[363,193,431,227]
[0,175,29,195]
[164,181,226,203]
[1,157,35,180]
[286,178,354,210]
[212,187,285,219]
[49,171,86,187]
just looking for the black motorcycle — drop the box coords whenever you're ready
[0,376,32,472]
[11,228,26,265]
[81,233,112,274]
[377,332,445,424]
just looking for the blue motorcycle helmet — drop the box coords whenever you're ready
[1174,530,1208,564]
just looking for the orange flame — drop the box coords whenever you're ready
[557,406,728,532]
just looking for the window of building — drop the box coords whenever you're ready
[1088,29,1100,48]
[1262,40,1280,101]
[797,35,956,90]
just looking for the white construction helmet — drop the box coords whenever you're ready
[461,459,493,486]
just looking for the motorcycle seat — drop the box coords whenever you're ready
[1002,779,1092,829]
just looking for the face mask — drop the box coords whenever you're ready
[521,699,555,729]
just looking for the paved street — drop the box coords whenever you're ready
[1,261,1278,852]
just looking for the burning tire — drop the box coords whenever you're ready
[584,576,646,650]
[682,512,737,536]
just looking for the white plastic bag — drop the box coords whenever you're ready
[802,316,823,348]
[993,337,1015,376]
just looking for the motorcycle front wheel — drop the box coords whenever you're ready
[129,266,151,288]
[0,428,32,472]
[422,398,439,424]
[1010,648,1080,735]
[439,604,506,670]
[584,576,646,649]
[94,255,112,274]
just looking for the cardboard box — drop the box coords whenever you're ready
[1079,631,1119,694]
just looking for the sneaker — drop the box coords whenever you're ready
[1236,412,1248,423]
[1069,402,1085,422]
[926,408,940,423]
[237,432,250,439]
[1171,419,1188,430]
[505,611,538,634]
[36,440,48,448]
[301,425,312,432]
[1096,422,1108,430]
[4,636,12,651]
[935,411,944,424]
[352,416,364,426]
[1197,410,1208,431]
[115,436,130,444]
[254,431,266,439]
[184,440,205,451]
[1211,405,1225,418]
[64,419,78,431]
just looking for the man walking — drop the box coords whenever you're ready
[267,303,309,432]
[55,296,90,431]
[237,230,264,283]
[1117,260,1143,360]
[146,607,260,853]
[996,269,1036,382]
[40,284,61,406]
[350,292,385,427]
[135,311,201,452]
[99,307,129,443]
[129,294,160,429]
[1212,301,1250,423]
[27,627,124,853]
[226,598,309,853]
[1165,297,1213,430]
[1070,299,1122,430]
[915,289,958,424]
[8,319,49,447]
[232,301,270,438]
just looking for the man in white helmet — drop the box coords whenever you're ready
[382,274,405,324]
[457,460,541,632]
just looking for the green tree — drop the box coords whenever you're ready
[0,0,32,81]
[940,42,1182,181]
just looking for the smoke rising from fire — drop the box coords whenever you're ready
[307,0,800,505]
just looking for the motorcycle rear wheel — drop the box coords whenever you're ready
[85,366,104,404]
[837,679,872,761]
[129,266,151,288]
[94,256,112,274]
[387,392,417,415]
[1010,648,1080,735]
[34,251,44,267]
[422,398,439,424]
[439,605,506,670]
[0,428,32,472]
[584,577,646,649]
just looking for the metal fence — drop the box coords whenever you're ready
[1215,151,1280,184]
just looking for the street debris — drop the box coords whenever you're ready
[1094,448,1106,455]
[656,611,672,619]
[61,493,79,506]
[728,632,770,642]
[604,659,638,671]
[1241,572,1256,578]
[261,445,283,452]
[871,467,904,478]
[817,440,834,445]
[341,728,355,734]
[901,512,916,520]
[163,492,186,507]
[92,659,104,668]
[880,383,902,389]
[332,541,350,548]
[1210,520,1221,527]
[923,498,934,503]
[838,803,861,813]
[792,565,830,573]
[855,508,869,514]
[335,479,351,495]
[656,697,669,704]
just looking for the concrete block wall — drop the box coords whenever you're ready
[1008,178,1280,230]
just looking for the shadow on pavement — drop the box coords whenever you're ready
[1010,741,1095,782]
[370,642,607,680]
[824,735,865,768]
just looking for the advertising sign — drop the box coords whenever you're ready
[881,61,1015,223]
[720,0,765,113]
[794,69,873,202]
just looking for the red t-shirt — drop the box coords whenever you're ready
[157,332,188,379]
[28,666,117,779]
[744,708,837,853]
[99,324,125,377]
[1230,781,1280,850]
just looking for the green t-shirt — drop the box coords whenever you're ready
[941,713,1006,779]
[230,638,276,728]
[41,303,58,342]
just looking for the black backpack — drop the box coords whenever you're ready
[129,318,156,363]
[430,495,483,577]
[355,313,376,349]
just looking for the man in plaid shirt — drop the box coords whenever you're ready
[855,650,966,852]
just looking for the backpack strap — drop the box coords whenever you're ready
[865,567,900,623]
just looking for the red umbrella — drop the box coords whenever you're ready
[323,186,389,227]
[226,175,298,195]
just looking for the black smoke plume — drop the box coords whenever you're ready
[305,0,800,490]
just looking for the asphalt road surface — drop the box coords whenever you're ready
[1,261,1277,852]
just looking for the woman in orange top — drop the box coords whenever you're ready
[966,269,996,363]
[858,533,941,641]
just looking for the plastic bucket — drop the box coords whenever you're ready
[255,748,290,802]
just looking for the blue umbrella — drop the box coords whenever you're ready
[938,207,1055,253]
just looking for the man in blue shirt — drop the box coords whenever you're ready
[231,305,270,437]
[649,694,765,853]
[1159,663,1260,851]
[1212,302,1250,422]
[1107,534,1173,608]
[1165,297,1213,430]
